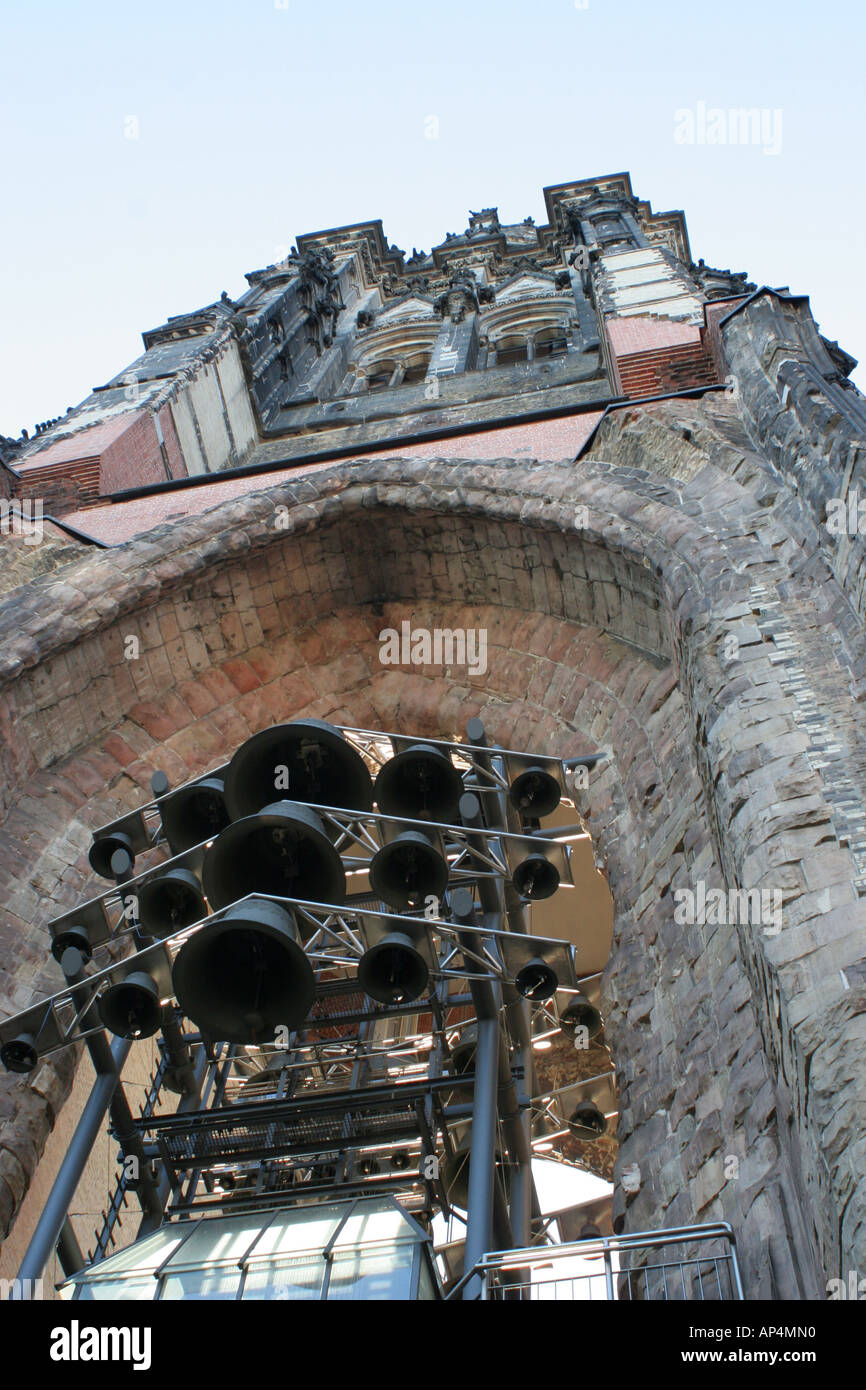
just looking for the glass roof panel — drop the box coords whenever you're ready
[161,1210,278,1270]
[68,1226,185,1279]
[333,1201,422,1250]
[60,1196,431,1295]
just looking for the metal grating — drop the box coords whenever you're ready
[138,1080,444,1167]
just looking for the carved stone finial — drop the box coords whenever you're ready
[433,266,489,322]
[689,258,756,300]
[296,247,344,354]
[467,208,501,237]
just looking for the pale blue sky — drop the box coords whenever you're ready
[2,0,864,437]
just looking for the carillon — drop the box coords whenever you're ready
[1,717,613,1302]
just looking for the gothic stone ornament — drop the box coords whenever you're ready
[467,207,501,237]
[297,247,344,353]
[689,258,757,300]
[433,267,493,323]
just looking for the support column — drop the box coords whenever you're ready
[463,1012,500,1300]
[15,1038,131,1288]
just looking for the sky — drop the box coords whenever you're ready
[1,0,864,437]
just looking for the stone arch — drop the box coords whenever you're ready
[1,451,863,1298]
[349,325,439,391]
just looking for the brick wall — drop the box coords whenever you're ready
[615,340,719,397]
[604,313,720,398]
[98,411,170,494]
[14,457,102,512]
[9,409,180,515]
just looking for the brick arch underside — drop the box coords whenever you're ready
[0,467,860,1299]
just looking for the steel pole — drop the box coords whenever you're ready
[15,1036,131,1288]
[462,1012,499,1300]
[61,945,163,1224]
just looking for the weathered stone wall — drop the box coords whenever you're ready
[0,401,863,1295]
[584,390,866,1295]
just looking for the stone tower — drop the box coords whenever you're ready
[1,173,864,1301]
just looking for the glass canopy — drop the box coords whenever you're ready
[59,1196,440,1301]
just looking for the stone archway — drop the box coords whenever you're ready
[1,438,864,1298]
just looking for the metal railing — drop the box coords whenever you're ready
[447,1223,745,1301]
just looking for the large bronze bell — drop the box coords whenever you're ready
[157,777,229,853]
[172,899,315,1044]
[50,924,92,964]
[88,831,135,880]
[137,868,207,938]
[450,1025,478,1077]
[358,926,429,1005]
[442,1126,505,1210]
[568,1099,607,1141]
[446,1025,478,1101]
[560,992,603,1040]
[223,720,373,820]
[511,851,561,901]
[515,955,559,1001]
[369,825,448,911]
[202,801,346,910]
[508,765,561,819]
[374,744,464,823]
[0,1032,38,1074]
[98,971,162,1040]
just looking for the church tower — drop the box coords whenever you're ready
[1,174,864,1304]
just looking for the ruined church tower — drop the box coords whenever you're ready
[0,174,864,1304]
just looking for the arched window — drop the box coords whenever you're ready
[494,336,530,366]
[534,327,570,359]
[366,360,398,391]
[401,355,431,385]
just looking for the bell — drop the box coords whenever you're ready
[515,955,559,1001]
[369,826,448,910]
[508,766,561,819]
[358,928,429,1005]
[50,925,92,964]
[450,1025,478,1077]
[238,1052,293,1095]
[202,801,346,910]
[511,852,560,901]
[560,992,603,1040]
[172,898,315,1044]
[88,831,135,880]
[568,1099,607,1141]
[1,1032,38,1074]
[390,1152,412,1172]
[223,720,373,820]
[446,1025,478,1101]
[443,1127,505,1210]
[158,778,229,853]
[138,868,207,938]
[374,744,464,823]
[98,972,162,1040]
[358,1156,381,1176]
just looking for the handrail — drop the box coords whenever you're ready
[444,1221,745,1301]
